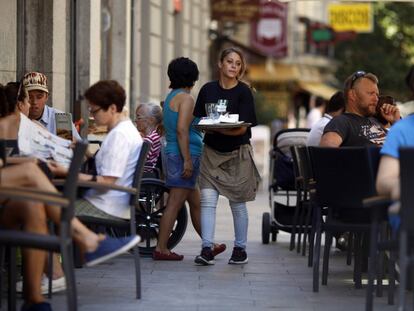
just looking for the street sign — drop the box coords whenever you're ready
[250,0,288,58]
[311,28,333,43]
[328,3,373,33]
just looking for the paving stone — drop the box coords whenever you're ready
[10,189,411,310]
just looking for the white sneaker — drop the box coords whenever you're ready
[16,275,66,294]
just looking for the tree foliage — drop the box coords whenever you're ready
[334,3,414,101]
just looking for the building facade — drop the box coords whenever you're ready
[0,0,211,135]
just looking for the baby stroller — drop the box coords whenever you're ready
[262,128,310,244]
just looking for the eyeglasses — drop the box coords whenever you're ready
[350,71,366,88]
[135,115,147,121]
[88,106,102,115]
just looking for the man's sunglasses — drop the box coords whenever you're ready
[350,70,366,88]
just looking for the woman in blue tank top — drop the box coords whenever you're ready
[153,57,203,260]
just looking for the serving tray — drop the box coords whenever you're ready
[194,122,252,130]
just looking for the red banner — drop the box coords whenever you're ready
[250,0,288,58]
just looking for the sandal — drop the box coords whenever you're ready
[152,250,184,261]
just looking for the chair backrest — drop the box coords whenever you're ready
[309,146,380,209]
[0,140,6,165]
[295,146,314,191]
[290,145,301,189]
[399,147,414,233]
[130,140,151,205]
[273,128,310,156]
[62,140,88,220]
[0,140,19,165]
[5,139,19,156]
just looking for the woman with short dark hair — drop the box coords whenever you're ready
[152,57,203,260]
[50,80,143,220]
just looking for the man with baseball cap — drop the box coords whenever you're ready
[22,71,81,140]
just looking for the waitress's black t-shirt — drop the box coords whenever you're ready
[194,81,257,152]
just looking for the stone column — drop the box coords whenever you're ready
[0,0,18,82]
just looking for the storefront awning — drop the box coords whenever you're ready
[298,81,338,100]
[247,63,301,82]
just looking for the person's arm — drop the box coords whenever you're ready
[78,173,117,184]
[319,132,343,147]
[6,157,38,165]
[48,161,118,185]
[379,103,401,126]
[177,95,195,179]
[376,155,400,200]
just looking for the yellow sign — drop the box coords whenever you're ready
[328,3,373,33]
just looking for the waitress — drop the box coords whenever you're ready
[193,47,260,266]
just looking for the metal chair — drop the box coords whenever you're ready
[0,140,88,311]
[74,140,150,299]
[398,147,414,311]
[309,146,380,292]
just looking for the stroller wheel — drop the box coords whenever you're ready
[262,212,271,244]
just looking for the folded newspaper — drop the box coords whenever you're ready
[18,113,73,167]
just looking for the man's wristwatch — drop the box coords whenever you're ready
[91,174,97,182]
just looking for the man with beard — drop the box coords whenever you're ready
[320,71,400,147]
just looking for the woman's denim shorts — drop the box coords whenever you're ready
[165,153,200,189]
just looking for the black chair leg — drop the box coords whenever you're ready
[302,201,312,257]
[8,247,16,311]
[47,222,55,299]
[133,244,141,299]
[308,203,317,268]
[61,242,77,311]
[297,201,306,254]
[376,226,387,298]
[354,233,363,289]
[130,206,141,299]
[0,246,5,309]
[362,233,370,274]
[388,247,395,305]
[398,231,407,311]
[366,214,379,311]
[347,233,353,266]
[313,207,322,292]
[290,190,301,251]
[322,231,333,286]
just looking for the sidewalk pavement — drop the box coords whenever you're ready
[49,189,406,311]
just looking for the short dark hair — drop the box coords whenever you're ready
[167,57,199,89]
[325,91,345,114]
[84,80,126,112]
[343,71,378,102]
[0,81,29,117]
[314,96,325,108]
